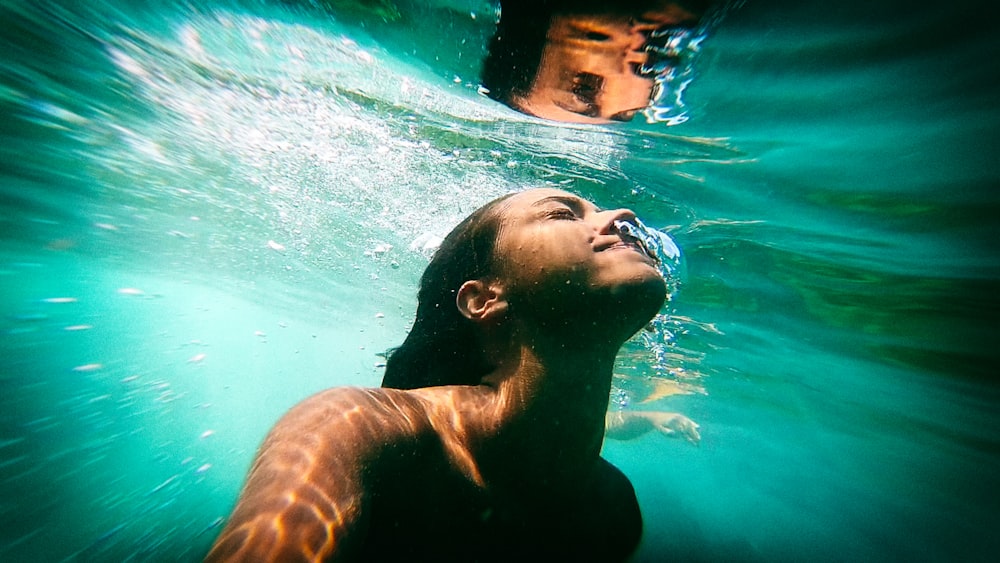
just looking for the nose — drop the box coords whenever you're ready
[597,208,637,234]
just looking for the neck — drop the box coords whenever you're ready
[472,322,624,486]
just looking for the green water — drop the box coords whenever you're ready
[1,0,998,560]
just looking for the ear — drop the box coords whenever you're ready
[456,280,508,323]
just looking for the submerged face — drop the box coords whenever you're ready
[513,5,701,123]
[492,188,667,324]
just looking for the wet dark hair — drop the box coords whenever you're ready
[381,193,516,389]
[480,2,554,106]
[480,0,641,105]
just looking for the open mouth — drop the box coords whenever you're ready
[612,240,656,261]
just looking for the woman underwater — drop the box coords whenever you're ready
[206,187,691,561]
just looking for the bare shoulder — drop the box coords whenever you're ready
[206,386,438,562]
[252,384,490,476]
[261,386,436,456]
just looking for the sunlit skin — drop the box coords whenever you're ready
[513,4,701,123]
[206,189,680,561]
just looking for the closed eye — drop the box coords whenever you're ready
[530,195,593,218]
[545,207,579,220]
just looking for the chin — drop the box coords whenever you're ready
[605,273,668,333]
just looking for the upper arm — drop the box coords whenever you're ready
[206,389,388,562]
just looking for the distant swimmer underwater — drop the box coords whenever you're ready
[206,187,697,562]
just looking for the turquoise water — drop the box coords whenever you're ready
[2,0,998,560]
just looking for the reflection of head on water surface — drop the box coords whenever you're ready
[482,0,711,123]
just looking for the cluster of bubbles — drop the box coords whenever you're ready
[611,217,698,401]
[612,218,682,290]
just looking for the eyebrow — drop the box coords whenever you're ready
[530,195,599,213]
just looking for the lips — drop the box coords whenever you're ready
[601,239,658,263]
